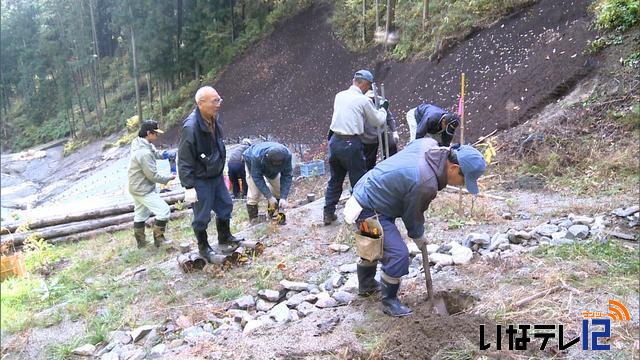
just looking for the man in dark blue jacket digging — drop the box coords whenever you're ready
[346,138,486,317]
[243,141,293,222]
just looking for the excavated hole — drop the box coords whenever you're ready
[437,291,478,315]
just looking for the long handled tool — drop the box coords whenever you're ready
[420,244,449,315]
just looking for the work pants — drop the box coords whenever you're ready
[228,161,247,197]
[131,190,171,223]
[324,135,366,215]
[192,176,233,231]
[245,164,281,206]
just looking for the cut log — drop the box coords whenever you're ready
[1,206,190,247]
[1,192,185,235]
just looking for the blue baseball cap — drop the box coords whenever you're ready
[454,145,486,195]
[354,69,374,83]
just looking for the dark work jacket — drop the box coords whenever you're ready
[178,107,226,189]
[243,142,293,200]
[415,104,453,146]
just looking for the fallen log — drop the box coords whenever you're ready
[1,191,186,235]
[444,185,506,201]
[1,206,190,247]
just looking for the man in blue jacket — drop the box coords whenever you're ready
[243,141,293,222]
[178,86,243,260]
[347,138,486,317]
[406,103,460,146]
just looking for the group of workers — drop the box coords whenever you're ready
[126,70,486,317]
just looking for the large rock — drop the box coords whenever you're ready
[569,214,594,225]
[256,299,276,312]
[428,253,453,267]
[567,224,589,239]
[108,330,132,345]
[332,291,355,305]
[612,206,639,217]
[149,344,166,359]
[71,344,96,356]
[286,292,308,308]
[130,325,156,343]
[232,295,255,310]
[450,246,473,265]
[489,233,509,251]
[297,302,317,317]
[426,244,439,254]
[338,263,358,273]
[535,224,559,237]
[269,302,292,323]
[243,319,265,335]
[338,274,359,293]
[257,289,283,302]
[465,233,491,247]
[280,280,311,291]
[315,292,339,308]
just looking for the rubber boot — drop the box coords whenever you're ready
[380,278,413,317]
[216,218,243,254]
[195,229,216,263]
[134,222,147,248]
[323,212,337,226]
[152,219,171,247]
[357,262,380,296]
[247,204,259,223]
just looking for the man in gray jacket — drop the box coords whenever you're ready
[349,138,486,317]
[128,120,176,248]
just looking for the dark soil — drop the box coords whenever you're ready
[164,0,597,147]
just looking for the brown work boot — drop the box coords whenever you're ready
[323,212,337,226]
[152,219,171,247]
[134,222,147,248]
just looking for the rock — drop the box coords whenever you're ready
[426,244,439,254]
[72,344,96,356]
[551,231,568,240]
[212,323,241,335]
[256,299,277,312]
[230,310,253,326]
[232,295,255,310]
[551,238,574,246]
[109,330,132,345]
[285,290,299,300]
[498,242,511,251]
[517,212,531,220]
[437,244,453,253]
[332,291,354,305]
[96,342,116,357]
[535,224,559,237]
[286,292,308,308]
[269,302,292,323]
[315,292,339,308]
[175,315,192,328]
[429,253,453,267]
[338,263,358,273]
[181,325,205,340]
[489,234,509,251]
[100,351,120,360]
[331,274,345,288]
[612,206,639,217]
[130,325,156,343]
[338,274,359,293]
[257,315,275,326]
[466,233,491,246]
[567,224,589,239]
[510,244,525,253]
[142,328,159,347]
[122,348,145,360]
[243,319,265,335]
[202,323,214,333]
[450,246,473,265]
[149,344,166,359]
[280,280,311,291]
[501,212,513,220]
[168,339,185,349]
[297,302,317,317]
[557,219,573,229]
[290,310,300,321]
[569,214,594,225]
[258,289,283,302]
[328,243,350,252]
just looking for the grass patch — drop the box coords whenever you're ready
[47,337,84,360]
[202,285,245,302]
[536,240,639,275]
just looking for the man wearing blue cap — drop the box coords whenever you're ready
[344,138,486,317]
[243,141,293,222]
[324,69,388,225]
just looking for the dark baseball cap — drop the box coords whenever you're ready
[265,147,288,167]
[453,145,486,195]
[140,120,164,134]
[354,69,374,83]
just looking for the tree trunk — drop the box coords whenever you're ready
[362,0,366,45]
[146,72,152,106]
[1,192,186,235]
[128,3,143,123]
[375,0,379,31]
[229,0,235,42]
[73,70,88,131]
[422,0,429,29]
[158,80,164,122]
[88,0,107,110]
[194,61,200,81]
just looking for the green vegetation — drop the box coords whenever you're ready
[593,0,640,31]
[331,0,535,60]
[537,240,639,276]
[1,0,312,152]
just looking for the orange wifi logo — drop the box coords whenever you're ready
[607,299,630,321]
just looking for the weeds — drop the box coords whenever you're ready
[537,240,639,276]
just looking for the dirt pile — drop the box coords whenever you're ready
[164,0,597,146]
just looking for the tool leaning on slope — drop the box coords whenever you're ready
[343,138,486,317]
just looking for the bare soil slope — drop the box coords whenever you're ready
[167,0,596,145]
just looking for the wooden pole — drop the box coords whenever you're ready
[458,72,465,216]
[362,0,366,45]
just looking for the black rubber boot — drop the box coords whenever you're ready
[357,263,380,296]
[381,279,413,317]
[216,218,243,254]
[134,222,147,248]
[323,212,337,226]
[152,219,170,247]
[246,204,259,222]
[195,229,216,263]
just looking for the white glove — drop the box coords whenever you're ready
[392,131,400,144]
[278,198,288,210]
[184,188,198,204]
[343,196,363,224]
[268,197,278,208]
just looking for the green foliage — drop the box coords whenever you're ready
[537,240,639,276]
[63,138,90,157]
[593,0,640,32]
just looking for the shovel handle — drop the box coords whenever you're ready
[420,245,435,299]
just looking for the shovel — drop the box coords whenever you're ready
[420,244,449,315]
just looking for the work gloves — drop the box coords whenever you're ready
[268,197,278,209]
[392,131,400,144]
[444,114,460,136]
[184,188,198,203]
[380,99,390,111]
[162,149,177,160]
[278,199,288,210]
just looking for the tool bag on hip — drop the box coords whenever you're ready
[355,215,384,262]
